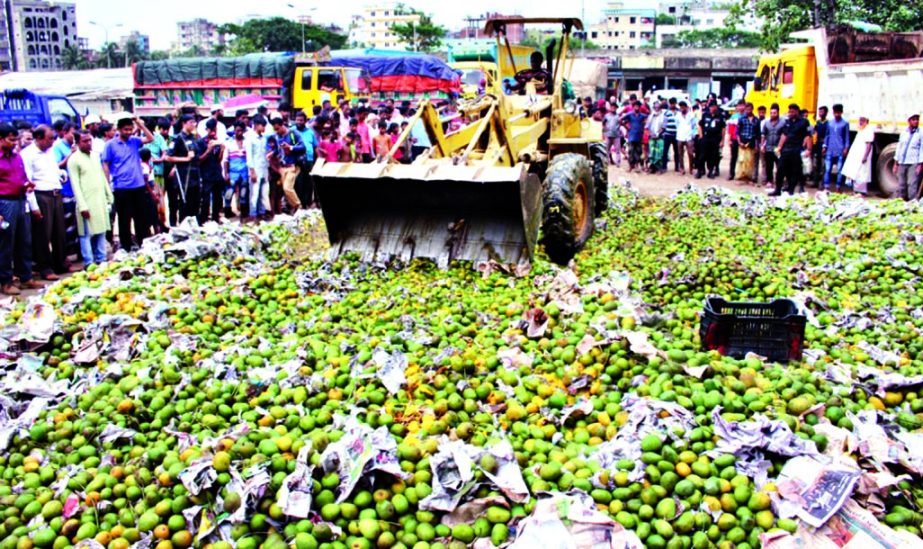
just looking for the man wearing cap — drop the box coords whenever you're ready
[102,116,155,251]
[21,125,66,280]
[198,105,227,140]
[0,123,41,295]
[894,114,922,201]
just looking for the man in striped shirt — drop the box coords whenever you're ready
[223,121,250,219]
[661,100,678,173]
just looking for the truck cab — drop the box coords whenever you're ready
[0,88,82,128]
[747,46,818,121]
[291,64,370,110]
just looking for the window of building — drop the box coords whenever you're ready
[614,17,619,23]
[615,31,620,36]
[27,45,35,55]
[53,45,59,55]
[669,6,676,13]
[591,31,597,38]
[371,11,375,16]
[51,31,58,41]
[384,11,389,16]
[706,19,714,25]
[62,10,66,20]
[24,18,33,28]
[29,59,36,68]
[630,17,636,23]
[630,31,636,38]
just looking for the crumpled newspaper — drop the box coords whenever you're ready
[72,314,145,364]
[588,394,695,486]
[774,455,862,528]
[218,465,271,524]
[0,397,48,452]
[708,408,820,486]
[762,499,923,549]
[178,457,218,497]
[319,416,407,503]
[371,349,407,394]
[18,298,58,344]
[421,438,529,512]
[98,424,139,444]
[509,491,644,549]
[277,445,314,518]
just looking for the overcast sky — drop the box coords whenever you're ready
[75,0,613,50]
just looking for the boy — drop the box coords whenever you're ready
[373,122,391,160]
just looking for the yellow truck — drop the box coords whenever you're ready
[448,41,537,98]
[746,26,923,195]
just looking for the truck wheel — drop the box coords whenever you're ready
[875,143,899,198]
[589,142,610,216]
[541,153,595,265]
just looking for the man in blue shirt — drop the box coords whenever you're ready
[270,117,306,212]
[621,102,647,173]
[894,114,922,201]
[822,104,850,191]
[102,116,154,251]
[291,110,318,208]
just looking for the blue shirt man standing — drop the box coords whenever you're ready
[822,103,850,191]
[102,116,154,251]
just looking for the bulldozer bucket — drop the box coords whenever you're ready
[312,160,543,267]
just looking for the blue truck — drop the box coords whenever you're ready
[0,88,82,128]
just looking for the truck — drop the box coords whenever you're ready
[132,51,369,117]
[132,50,461,117]
[447,41,536,98]
[746,26,923,196]
[0,88,82,128]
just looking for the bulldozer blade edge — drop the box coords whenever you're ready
[313,161,542,268]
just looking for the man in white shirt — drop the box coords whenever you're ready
[20,125,66,279]
[245,115,272,221]
[198,105,227,140]
[674,101,697,176]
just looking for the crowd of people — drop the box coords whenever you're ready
[1,89,921,296]
[0,98,440,296]
[599,93,922,199]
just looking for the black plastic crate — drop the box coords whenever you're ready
[700,297,806,362]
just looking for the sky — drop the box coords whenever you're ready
[74,0,612,50]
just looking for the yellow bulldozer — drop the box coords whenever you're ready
[311,17,609,267]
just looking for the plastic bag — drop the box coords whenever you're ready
[736,147,755,181]
[801,150,813,176]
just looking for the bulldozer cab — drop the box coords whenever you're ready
[312,17,606,269]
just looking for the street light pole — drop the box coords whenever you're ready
[287,4,317,54]
[89,21,122,68]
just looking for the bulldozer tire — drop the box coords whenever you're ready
[541,153,595,265]
[589,142,610,215]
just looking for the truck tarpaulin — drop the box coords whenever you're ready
[328,55,460,94]
[133,53,295,89]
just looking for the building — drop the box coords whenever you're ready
[175,18,223,54]
[3,0,76,72]
[347,4,421,50]
[655,7,762,47]
[118,30,149,56]
[587,2,655,51]
[453,13,525,43]
[0,1,14,71]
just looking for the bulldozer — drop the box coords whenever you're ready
[311,17,609,268]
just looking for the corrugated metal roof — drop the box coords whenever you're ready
[0,68,133,99]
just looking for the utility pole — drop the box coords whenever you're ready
[89,21,122,69]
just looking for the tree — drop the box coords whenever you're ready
[124,40,146,65]
[655,14,677,25]
[148,50,170,61]
[730,0,923,51]
[96,42,122,68]
[219,17,347,54]
[520,31,599,55]
[61,45,88,70]
[390,5,447,52]
[661,28,762,48]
